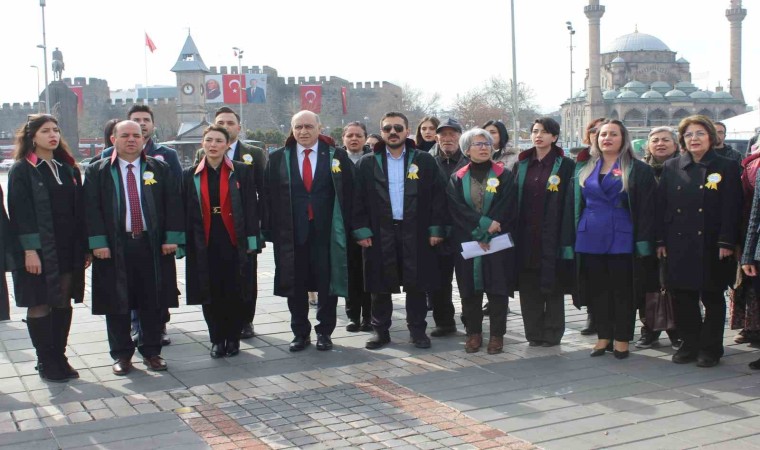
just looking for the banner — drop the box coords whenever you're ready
[245,74,267,104]
[341,86,348,115]
[223,74,247,104]
[204,75,223,103]
[300,85,322,113]
[69,86,83,115]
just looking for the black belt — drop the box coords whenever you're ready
[393,220,403,226]
[122,231,146,240]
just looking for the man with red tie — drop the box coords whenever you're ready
[263,111,353,351]
[84,120,184,375]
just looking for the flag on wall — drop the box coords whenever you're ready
[145,33,157,53]
[223,74,247,104]
[300,85,322,113]
[341,86,348,115]
[69,86,84,115]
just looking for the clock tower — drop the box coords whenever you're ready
[171,32,209,124]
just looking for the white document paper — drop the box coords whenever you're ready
[460,233,514,260]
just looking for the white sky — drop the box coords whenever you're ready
[3,0,758,114]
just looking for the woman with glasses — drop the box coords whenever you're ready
[447,128,516,354]
[514,118,575,347]
[484,120,519,171]
[8,114,89,382]
[565,119,657,359]
[415,116,439,152]
[658,115,741,367]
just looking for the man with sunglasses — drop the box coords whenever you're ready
[352,112,447,350]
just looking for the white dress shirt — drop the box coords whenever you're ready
[296,143,318,179]
[118,157,147,232]
[226,140,239,161]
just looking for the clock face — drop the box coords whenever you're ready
[182,83,194,95]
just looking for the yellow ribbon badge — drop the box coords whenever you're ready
[331,158,341,173]
[243,154,253,165]
[143,171,157,185]
[486,177,500,193]
[705,173,722,190]
[547,175,561,192]
[407,163,420,180]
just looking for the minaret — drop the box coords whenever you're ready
[726,0,746,104]
[585,0,606,121]
[171,32,210,124]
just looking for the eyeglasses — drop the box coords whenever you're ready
[683,131,708,140]
[382,124,405,133]
[470,142,491,149]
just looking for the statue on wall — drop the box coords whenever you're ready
[52,47,64,81]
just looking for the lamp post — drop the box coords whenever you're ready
[510,0,519,145]
[30,65,41,112]
[39,0,50,114]
[566,21,575,148]
[232,47,244,128]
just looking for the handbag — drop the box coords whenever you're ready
[644,258,676,332]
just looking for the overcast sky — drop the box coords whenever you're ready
[3,0,758,114]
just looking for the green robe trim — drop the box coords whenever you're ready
[353,227,373,240]
[88,235,108,250]
[461,167,498,292]
[165,231,185,245]
[248,236,259,251]
[19,233,41,250]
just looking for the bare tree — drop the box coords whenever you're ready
[400,84,442,128]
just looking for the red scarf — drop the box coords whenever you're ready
[200,160,237,246]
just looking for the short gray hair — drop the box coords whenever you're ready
[459,128,493,153]
[648,126,677,143]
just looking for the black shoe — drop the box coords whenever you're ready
[365,331,391,350]
[606,341,614,352]
[411,335,431,349]
[430,325,457,337]
[225,339,240,357]
[240,323,255,339]
[672,350,698,364]
[289,335,311,352]
[316,333,333,351]
[749,358,760,370]
[635,333,657,349]
[670,339,683,350]
[210,343,226,359]
[346,321,360,332]
[528,341,543,347]
[696,354,719,368]
[359,320,373,332]
[542,342,559,347]
[614,350,630,359]
[580,313,596,335]
[160,327,171,346]
[590,347,607,357]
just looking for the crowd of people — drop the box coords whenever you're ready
[2,104,759,384]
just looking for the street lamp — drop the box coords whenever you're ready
[232,47,244,128]
[510,0,519,145]
[30,65,41,112]
[39,0,50,114]
[566,21,576,148]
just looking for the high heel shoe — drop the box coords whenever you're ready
[613,341,629,359]
[590,347,606,357]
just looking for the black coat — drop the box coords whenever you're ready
[263,136,353,297]
[447,162,516,298]
[84,154,185,314]
[8,155,86,308]
[352,139,447,293]
[656,150,742,291]
[513,146,575,294]
[434,148,469,255]
[182,158,259,305]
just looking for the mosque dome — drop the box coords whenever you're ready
[712,91,733,99]
[650,81,671,94]
[623,80,648,95]
[689,90,711,99]
[675,81,698,94]
[641,90,664,99]
[603,31,671,54]
[617,90,640,99]
[602,89,619,100]
[611,56,626,64]
[664,89,687,98]
[573,90,587,99]
[677,57,689,64]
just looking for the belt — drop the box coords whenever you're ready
[122,231,145,240]
[393,220,403,226]
[212,206,222,214]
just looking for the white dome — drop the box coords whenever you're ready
[603,31,671,53]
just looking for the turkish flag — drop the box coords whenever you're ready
[145,33,157,53]
[223,74,247,104]
[341,86,348,115]
[69,86,84,115]
[300,85,322,113]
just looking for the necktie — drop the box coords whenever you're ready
[303,149,314,220]
[126,164,143,234]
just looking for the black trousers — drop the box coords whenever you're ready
[241,258,258,325]
[203,227,244,345]
[462,292,507,336]
[429,252,456,328]
[370,221,427,337]
[346,241,371,323]
[672,289,725,359]
[288,221,337,337]
[106,236,162,360]
[519,270,565,344]
[582,254,635,342]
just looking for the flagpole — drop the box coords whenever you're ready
[144,31,149,103]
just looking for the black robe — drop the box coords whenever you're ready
[182,158,259,305]
[352,139,446,293]
[262,135,353,297]
[447,162,517,298]
[84,153,185,315]
[8,154,86,308]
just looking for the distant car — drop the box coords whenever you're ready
[0,159,14,171]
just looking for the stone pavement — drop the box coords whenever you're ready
[0,244,758,449]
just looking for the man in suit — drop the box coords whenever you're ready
[195,106,267,339]
[263,110,353,352]
[246,78,266,104]
[84,120,184,375]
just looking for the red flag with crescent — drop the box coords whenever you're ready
[69,86,84,115]
[223,74,247,104]
[341,86,348,115]
[145,33,157,53]
[300,85,322,113]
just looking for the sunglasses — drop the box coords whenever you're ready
[382,124,405,133]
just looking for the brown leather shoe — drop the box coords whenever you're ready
[112,358,132,376]
[465,333,482,353]
[487,336,504,354]
[143,355,168,371]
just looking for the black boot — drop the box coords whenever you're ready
[52,307,79,379]
[27,315,68,383]
[580,312,596,335]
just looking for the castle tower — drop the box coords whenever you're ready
[171,32,209,124]
[726,0,746,104]
[585,1,606,122]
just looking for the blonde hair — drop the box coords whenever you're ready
[578,120,635,192]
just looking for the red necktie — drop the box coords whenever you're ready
[126,164,143,233]
[303,149,314,220]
